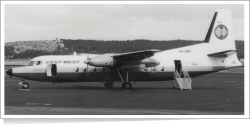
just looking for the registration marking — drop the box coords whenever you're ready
[34,69,44,71]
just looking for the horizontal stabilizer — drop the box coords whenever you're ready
[208,50,237,57]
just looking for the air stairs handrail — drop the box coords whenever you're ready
[183,70,192,90]
[175,70,182,90]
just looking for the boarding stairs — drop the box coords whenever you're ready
[175,70,192,90]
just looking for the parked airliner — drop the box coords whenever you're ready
[6,9,243,90]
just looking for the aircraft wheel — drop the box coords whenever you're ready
[22,82,29,89]
[104,81,113,89]
[122,82,132,90]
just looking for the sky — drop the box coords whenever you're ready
[4,4,244,42]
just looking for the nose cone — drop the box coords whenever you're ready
[6,69,12,76]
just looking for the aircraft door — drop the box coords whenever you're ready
[46,64,57,77]
[174,60,182,77]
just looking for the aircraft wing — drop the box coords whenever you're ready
[208,50,237,57]
[113,49,160,61]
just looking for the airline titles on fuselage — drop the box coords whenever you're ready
[46,61,81,64]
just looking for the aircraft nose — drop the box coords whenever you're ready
[6,69,12,76]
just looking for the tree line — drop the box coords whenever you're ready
[5,39,244,59]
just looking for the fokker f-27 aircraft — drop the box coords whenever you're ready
[6,9,243,90]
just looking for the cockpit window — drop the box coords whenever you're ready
[36,61,42,65]
[28,61,42,66]
[28,61,35,66]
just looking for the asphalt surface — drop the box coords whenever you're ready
[4,66,244,115]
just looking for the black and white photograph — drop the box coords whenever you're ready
[1,0,249,124]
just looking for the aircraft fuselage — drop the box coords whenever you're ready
[9,43,241,83]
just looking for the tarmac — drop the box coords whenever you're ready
[4,66,244,115]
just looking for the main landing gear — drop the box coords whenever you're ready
[18,80,29,89]
[117,69,132,90]
[122,82,132,90]
[103,69,132,90]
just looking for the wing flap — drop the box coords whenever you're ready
[208,50,237,57]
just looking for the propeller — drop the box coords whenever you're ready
[87,47,89,78]
[84,45,90,78]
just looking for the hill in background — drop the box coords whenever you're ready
[5,39,244,59]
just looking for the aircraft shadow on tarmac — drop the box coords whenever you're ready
[24,85,224,91]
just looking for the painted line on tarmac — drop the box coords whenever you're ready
[25,103,38,106]
[5,106,243,115]
[44,104,52,106]
[25,103,52,106]
[222,81,238,83]
[19,89,31,91]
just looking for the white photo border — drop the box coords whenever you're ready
[1,0,249,119]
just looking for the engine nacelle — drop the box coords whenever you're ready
[141,58,160,67]
[85,54,160,68]
[88,54,115,67]
[121,64,146,69]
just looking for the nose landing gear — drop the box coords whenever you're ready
[18,81,29,89]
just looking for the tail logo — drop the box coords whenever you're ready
[214,25,228,40]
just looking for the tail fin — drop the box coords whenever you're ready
[204,9,236,51]
[205,9,243,67]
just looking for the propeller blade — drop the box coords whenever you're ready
[87,45,89,60]
[87,45,89,78]
[87,63,89,78]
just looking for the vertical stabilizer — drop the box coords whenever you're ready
[204,12,218,43]
[204,9,236,51]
